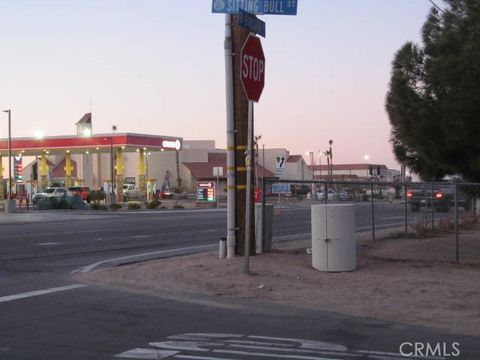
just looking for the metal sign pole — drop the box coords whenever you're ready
[244,100,254,273]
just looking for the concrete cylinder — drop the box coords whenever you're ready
[311,204,356,272]
[5,199,16,213]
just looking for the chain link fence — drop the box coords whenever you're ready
[261,178,480,265]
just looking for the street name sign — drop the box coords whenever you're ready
[212,0,298,15]
[238,10,266,37]
[240,34,265,102]
[263,0,297,15]
[212,0,263,14]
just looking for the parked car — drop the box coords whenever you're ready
[406,185,471,212]
[337,189,352,201]
[123,183,142,201]
[316,188,336,201]
[290,184,312,195]
[32,187,71,204]
[68,186,90,201]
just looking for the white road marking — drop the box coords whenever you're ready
[214,349,336,359]
[175,356,234,360]
[249,336,348,352]
[115,348,178,359]
[36,242,62,246]
[227,344,362,357]
[0,284,86,304]
[354,349,445,359]
[71,244,216,274]
[131,235,153,239]
[117,333,437,360]
[149,341,222,352]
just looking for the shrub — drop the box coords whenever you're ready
[146,199,161,209]
[109,203,123,210]
[90,202,108,210]
[127,201,142,210]
[409,217,431,237]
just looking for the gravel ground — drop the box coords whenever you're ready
[77,229,480,337]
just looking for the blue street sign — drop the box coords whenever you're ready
[238,10,266,37]
[212,0,264,15]
[263,0,297,15]
[212,0,298,15]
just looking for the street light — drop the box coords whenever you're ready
[328,140,333,176]
[111,125,117,204]
[2,109,12,199]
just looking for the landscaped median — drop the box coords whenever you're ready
[75,228,480,337]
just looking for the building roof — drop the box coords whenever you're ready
[51,157,78,178]
[183,152,274,180]
[76,113,92,125]
[287,155,303,163]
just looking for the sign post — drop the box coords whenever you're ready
[241,34,265,273]
[212,0,298,264]
[213,167,223,208]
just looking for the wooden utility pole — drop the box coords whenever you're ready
[232,16,255,256]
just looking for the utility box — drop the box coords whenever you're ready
[311,204,356,272]
[255,203,274,253]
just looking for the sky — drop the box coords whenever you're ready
[0,0,435,169]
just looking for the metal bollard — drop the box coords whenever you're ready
[219,237,227,259]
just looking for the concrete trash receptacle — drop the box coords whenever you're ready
[311,204,356,272]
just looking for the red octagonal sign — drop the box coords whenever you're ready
[240,34,265,103]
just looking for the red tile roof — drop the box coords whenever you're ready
[183,153,274,180]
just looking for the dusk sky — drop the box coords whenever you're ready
[0,0,435,169]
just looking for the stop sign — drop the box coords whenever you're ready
[240,34,265,103]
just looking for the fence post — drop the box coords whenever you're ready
[404,182,408,238]
[454,184,459,264]
[324,182,328,204]
[431,183,435,232]
[371,182,375,241]
[262,177,267,252]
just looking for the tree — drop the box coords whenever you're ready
[386,0,480,181]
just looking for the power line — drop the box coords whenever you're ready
[428,0,445,13]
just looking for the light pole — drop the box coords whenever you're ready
[328,139,333,176]
[110,125,117,204]
[2,110,12,199]
[364,154,370,178]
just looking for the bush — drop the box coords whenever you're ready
[146,199,161,209]
[90,202,108,210]
[127,201,142,210]
[109,203,123,210]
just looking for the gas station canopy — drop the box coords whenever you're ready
[0,133,183,156]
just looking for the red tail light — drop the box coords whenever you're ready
[435,192,443,199]
[406,191,413,198]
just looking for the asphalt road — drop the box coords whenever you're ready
[0,206,477,359]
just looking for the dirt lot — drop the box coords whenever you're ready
[77,230,480,337]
